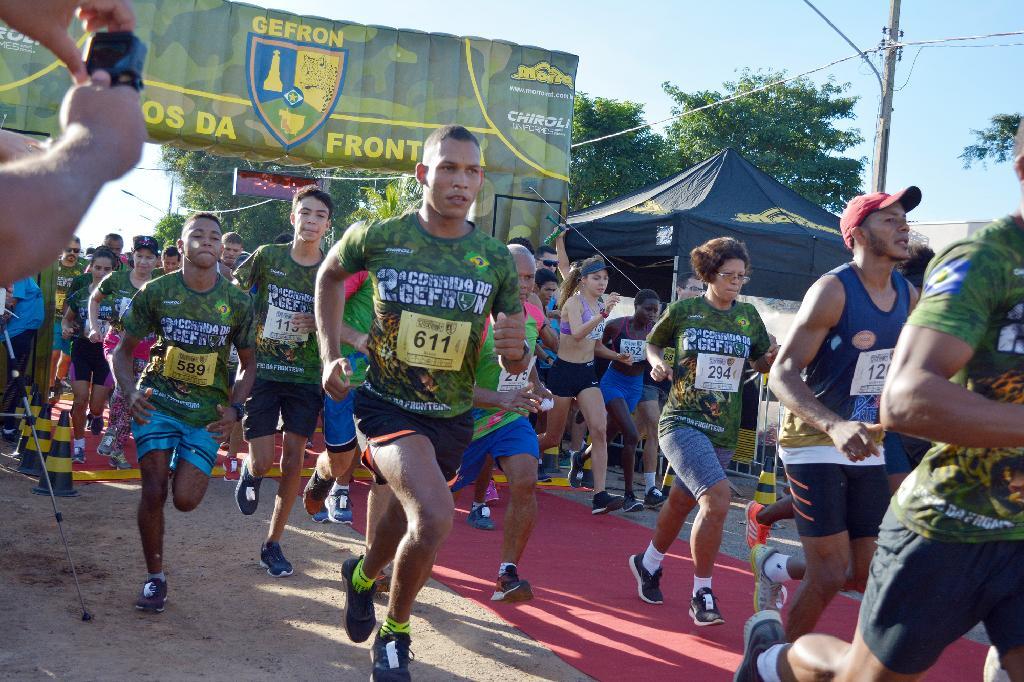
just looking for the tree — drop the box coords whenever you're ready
[153,213,186,249]
[159,147,387,250]
[350,177,422,225]
[960,113,1021,168]
[662,69,864,213]
[569,93,677,211]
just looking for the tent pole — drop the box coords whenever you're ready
[671,255,679,303]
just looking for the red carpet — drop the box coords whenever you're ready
[340,481,986,681]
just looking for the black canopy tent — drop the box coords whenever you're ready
[564,148,850,301]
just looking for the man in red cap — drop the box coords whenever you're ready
[746,186,921,643]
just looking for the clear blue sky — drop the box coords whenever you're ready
[78,0,1023,246]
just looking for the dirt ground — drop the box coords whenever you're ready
[0,454,589,681]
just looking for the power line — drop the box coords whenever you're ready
[177,198,277,214]
[131,166,408,182]
[571,29,1024,149]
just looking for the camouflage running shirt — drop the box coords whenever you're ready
[55,260,85,314]
[234,243,322,385]
[97,270,142,330]
[123,272,255,427]
[649,296,771,447]
[471,302,544,439]
[892,216,1024,542]
[65,284,114,339]
[337,214,522,418]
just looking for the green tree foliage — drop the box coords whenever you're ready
[569,93,676,211]
[350,177,422,225]
[960,113,1022,168]
[662,69,864,213]
[153,213,186,249]
[159,147,383,250]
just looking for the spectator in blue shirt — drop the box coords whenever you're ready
[2,277,45,439]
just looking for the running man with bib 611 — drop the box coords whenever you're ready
[316,125,528,681]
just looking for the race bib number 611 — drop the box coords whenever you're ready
[396,311,472,371]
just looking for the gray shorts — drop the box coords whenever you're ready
[660,426,734,499]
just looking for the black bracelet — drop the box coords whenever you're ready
[231,402,245,420]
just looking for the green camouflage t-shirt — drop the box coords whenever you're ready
[65,284,114,339]
[54,260,85,315]
[123,272,255,426]
[471,302,543,439]
[337,214,522,418]
[649,296,770,447]
[892,216,1024,542]
[98,270,142,330]
[234,243,322,385]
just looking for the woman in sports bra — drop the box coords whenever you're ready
[538,256,625,515]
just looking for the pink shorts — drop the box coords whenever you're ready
[103,330,156,362]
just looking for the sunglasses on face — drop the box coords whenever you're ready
[65,248,81,254]
[541,259,558,267]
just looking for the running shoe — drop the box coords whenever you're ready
[370,631,412,681]
[96,431,115,456]
[491,564,533,602]
[622,492,644,513]
[326,488,353,524]
[745,501,771,549]
[536,462,552,483]
[568,450,584,488]
[234,458,263,515]
[135,578,167,613]
[259,541,293,578]
[734,610,785,682]
[984,645,1009,682]
[751,544,788,612]
[302,469,334,515]
[109,451,131,470]
[690,587,725,626]
[1,428,18,444]
[644,486,667,509]
[484,480,499,503]
[591,490,624,515]
[467,505,494,530]
[46,385,60,404]
[628,553,664,604]
[72,445,86,464]
[341,556,378,643]
[88,414,104,436]
[312,507,330,524]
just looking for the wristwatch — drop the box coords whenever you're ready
[231,402,245,420]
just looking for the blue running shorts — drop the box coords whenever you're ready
[323,389,358,452]
[132,410,220,476]
[599,365,643,413]
[451,416,539,493]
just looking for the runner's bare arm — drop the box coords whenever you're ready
[883,325,1024,447]
[770,276,883,461]
[646,343,672,382]
[594,339,630,364]
[554,231,571,281]
[494,311,530,375]
[562,298,603,341]
[315,245,354,400]
[472,384,540,414]
[61,304,78,338]
[528,364,554,402]
[230,346,257,408]
[538,321,559,353]
[87,287,106,342]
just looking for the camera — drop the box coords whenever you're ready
[84,31,147,91]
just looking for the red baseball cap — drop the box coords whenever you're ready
[839,186,921,249]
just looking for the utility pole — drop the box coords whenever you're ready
[872,0,902,193]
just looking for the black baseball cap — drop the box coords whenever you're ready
[133,235,161,255]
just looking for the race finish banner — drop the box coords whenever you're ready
[0,0,578,241]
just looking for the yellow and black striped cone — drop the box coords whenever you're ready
[12,400,41,459]
[754,468,777,506]
[542,445,559,474]
[16,405,52,477]
[33,409,77,497]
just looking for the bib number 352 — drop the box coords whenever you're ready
[396,311,472,371]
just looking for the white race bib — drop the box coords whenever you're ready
[262,304,309,343]
[228,345,240,365]
[850,348,893,396]
[497,356,536,393]
[620,338,646,363]
[694,353,742,392]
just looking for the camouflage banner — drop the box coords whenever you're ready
[0,0,578,241]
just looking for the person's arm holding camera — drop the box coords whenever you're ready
[0,0,145,283]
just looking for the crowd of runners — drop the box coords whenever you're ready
[3,121,1023,682]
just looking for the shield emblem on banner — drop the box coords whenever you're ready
[245,33,348,150]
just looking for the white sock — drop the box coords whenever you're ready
[644,472,657,490]
[764,553,793,583]
[693,575,712,597]
[330,482,349,495]
[756,643,786,682]
[641,541,665,574]
[498,562,515,577]
[472,501,485,511]
[74,438,86,449]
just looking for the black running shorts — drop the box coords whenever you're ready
[785,462,889,539]
[69,338,111,387]
[547,358,599,398]
[860,510,1024,674]
[243,378,323,439]
[353,387,473,485]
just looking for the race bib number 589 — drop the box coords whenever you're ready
[163,346,217,386]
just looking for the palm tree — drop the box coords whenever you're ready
[351,177,421,225]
